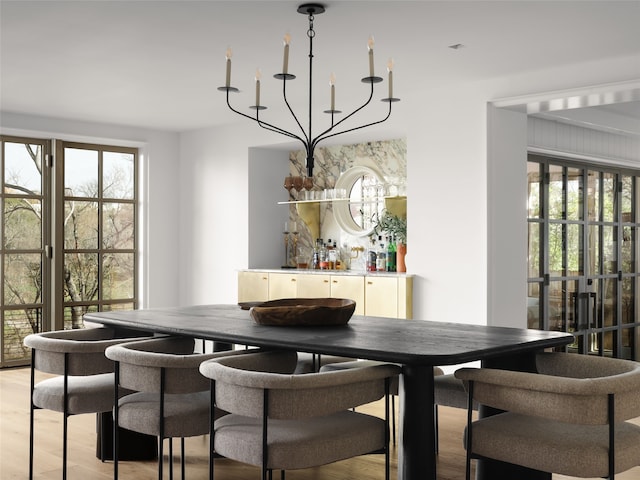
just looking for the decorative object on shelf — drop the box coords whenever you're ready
[372,211,407,272]
[218,3,400,178]
[282,221,299,268]
[250,298,356,326]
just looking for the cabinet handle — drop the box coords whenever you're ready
[324,280,329,283]
[262,277,267,280]
[332,280,338,284]
[291,278,296,282]
[367,281,373,285]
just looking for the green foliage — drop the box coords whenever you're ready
[371,211,406,244]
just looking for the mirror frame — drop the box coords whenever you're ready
[333,165,385,237]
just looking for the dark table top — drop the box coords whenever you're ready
[85,304,574,366]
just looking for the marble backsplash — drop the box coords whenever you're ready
[287,138,406,271]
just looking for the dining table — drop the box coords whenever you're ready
[85,304,574,480]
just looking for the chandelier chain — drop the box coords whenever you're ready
[307,13,315,38]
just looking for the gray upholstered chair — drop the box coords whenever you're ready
[293,352,354,373]
[319,360,474,449]
[105,336,248,480]
[199,350,400,480]
[455,352,640,480]
[23,326,149,480]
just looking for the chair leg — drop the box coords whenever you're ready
[158,437,164,480]
[62,413,69,480]
[62,354,69,480]
[391,394,396,446]
[29,359,36,480]
[181,437,186,480]
[210,379,215,480]
[169,438,174,480]
[434,404,439,453]
[465,381,474,480]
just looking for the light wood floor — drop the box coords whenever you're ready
[2,366,639,480]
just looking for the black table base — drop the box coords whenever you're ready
[96,412,157,461]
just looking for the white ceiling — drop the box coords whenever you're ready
[1,0,639,133]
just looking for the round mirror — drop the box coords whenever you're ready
[333,166,385,236]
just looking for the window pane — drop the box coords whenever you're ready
[602,225,617,274]
[64,148,98,198]
[528,222,540,278]
[549,223,564,276]
[621,175,633,222]
[527,283,542,329]
[548,165,564,220]
[602,172,616,222]
[566,223,582,275]
[622,277,635,325]
[622,226,634,273]
[65,200,98,249]
[3,142,42,194]
[3,254,42,305]
[103,253,134,300]
[3,198,41,249]
[566,168,582,221]
[103,152,134,200]
[588,225,600,275]
[64,304,98,329]
[598,277,617,328]
[527,162,541,218]
[103,202,134,249]
[64,253,98,303]
[3,308,41,361]
[103,302,134,312]
[621,327,635,360]
[587,170,600,221]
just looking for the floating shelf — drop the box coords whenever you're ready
[278,195,406,206]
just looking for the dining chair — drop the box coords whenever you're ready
[293,352,354,373]
[455,352,640,480]
[199,349,400,480]
[320,359,475,449]
[105,335,248,480]
[23,326,150,480]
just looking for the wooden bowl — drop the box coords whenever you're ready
[249,298,356,326]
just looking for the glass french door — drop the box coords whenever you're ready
[1,137,52,367]
[1,136,138,367]
[528,153,640,360]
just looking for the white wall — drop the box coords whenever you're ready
[0,112,181,309]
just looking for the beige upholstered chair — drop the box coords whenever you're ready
[455,352,640,480]
[105,336,248,480]
[24,327,149,480]
[199,350,400,480]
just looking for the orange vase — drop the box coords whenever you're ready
[397,242,407,272]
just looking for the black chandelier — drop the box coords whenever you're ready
[218,3,399,178]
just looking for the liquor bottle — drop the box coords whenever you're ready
[311,238,321,270]
[386,235,397,272]
[332,241,342,269]
[376,235,386,272]
[327,239,338,270]
[319,239,329,270]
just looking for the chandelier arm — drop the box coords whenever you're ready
[281,79,311,144]
[313,100,393,148]
[310,82,376,150]
[224,92,304,142]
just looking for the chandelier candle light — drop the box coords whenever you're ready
[218,3,399,178]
